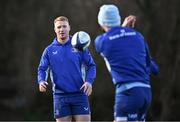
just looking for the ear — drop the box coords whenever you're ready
[101,26,108,32]
[54,27,56,33]
[69,25,71,31]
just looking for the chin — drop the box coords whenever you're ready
[59,36,66,40]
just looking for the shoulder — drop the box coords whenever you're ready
[95,34,104,41]
[124,27,145,39]
[43,40,56,53]
[127,27,144,37]
[45,44,53,51]
[95,34,104,46]
[94,34,107,53]
[95,33,107,44]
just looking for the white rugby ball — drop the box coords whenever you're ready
[71,31,91,51]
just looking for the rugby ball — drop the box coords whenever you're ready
[71,31,91,51]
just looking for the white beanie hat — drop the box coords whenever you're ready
[98,4,121,27]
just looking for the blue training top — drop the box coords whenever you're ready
[38,36,96,94]
[95,26,159,87]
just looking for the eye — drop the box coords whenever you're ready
[63,25,67,28]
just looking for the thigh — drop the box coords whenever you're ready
[73,115,90,122]
[138,88,152,121]
[53,95,71,119]
[56,116,72,122]
[71,95,90,116]
[114,87,150,121]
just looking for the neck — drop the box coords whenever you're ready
[104,27,111,32]
[102,26,111,32]
[57,36,69,44]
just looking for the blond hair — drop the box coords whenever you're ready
[54,16,69,24]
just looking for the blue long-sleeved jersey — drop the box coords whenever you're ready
[38,37,96,94]
[95,26,159,86]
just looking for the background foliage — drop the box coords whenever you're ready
[0,0,180,121]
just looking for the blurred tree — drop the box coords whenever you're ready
[133,0,180,120]
[0,0,180,121]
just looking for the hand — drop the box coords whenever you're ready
[80,82,92,96]
[39,81,48,92]
[122,15,136,28]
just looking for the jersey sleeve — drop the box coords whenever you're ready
[37,48,50,83]
[149,57,160,76]
[82,49,96,84]
[145,42,160,76]
[94,35,104,53]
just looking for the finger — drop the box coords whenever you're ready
[42,88,46,92]
[40,86,46,92]
[132,19,136,28]
[85,84,92,96]
[80,84,88,93]
[45,82,48,85]
[87,87,92,96]
[80,84,85,90]
[123,17,132,27]
[88,90,92,96]
[41,84,47,89]
[40,88,45,92]
[84,86,89,95]
[132,22,135,28]
[127,15,133,20]
[89,86,92,96]
[83,84,88,93]
[42,82,48,88]
[127,15,135,21]
[128,17,136,28]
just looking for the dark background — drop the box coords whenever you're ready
[0,0,180,121]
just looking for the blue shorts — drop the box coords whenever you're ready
[53,93,90,118]
[114,87,152,121]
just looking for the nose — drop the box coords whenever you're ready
[60,27,64,31]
